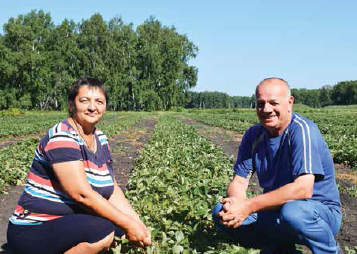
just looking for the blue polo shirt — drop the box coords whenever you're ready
[234,112,340,207]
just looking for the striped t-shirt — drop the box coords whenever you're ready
[10,119,115,225]
[234,112,340,207]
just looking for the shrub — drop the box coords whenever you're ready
[0,108,24,116]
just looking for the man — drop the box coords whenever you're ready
[213,78,341,254]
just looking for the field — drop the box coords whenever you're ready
[0,108,356,253]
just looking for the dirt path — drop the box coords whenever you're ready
[0,186,23,253]
[176,115,262,195]
[0,116,157,253]
[177,115,357,251]
[108,116,157,190]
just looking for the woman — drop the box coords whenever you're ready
[7,78,151,253]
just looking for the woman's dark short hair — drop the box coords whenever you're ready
[68,77,108,116]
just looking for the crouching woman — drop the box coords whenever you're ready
[7,77,151,254]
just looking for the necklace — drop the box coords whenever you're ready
[71,118,97,153]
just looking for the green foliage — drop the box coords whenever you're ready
[186,91,253,109]
[302,111,357,169]
[0,112,66,138]
[323,104,357,110]
[184,109,257,133]
[331,81,357,105]
[2,112,354,252]
[0,111,147,139]
[0,138,39,192]
[115,116,257,253]
[319,85,333,107]
[0,108,24,116]
[291,82,357,108]
[0,11,198,111]
[344,245,357,254]
[141,90,163,111]
[1,9,357,112]
[291,88,321,108]
[97,112,150,138]
[172,106,185,112]
[134,17,198,110]
[338,184,357,198]
[292,103,313,112]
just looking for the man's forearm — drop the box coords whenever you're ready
[227,182,247,200]
[227,174,249,200]
[246,174,314,213]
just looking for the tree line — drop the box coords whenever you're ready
[186,80,357,110]
[291,80,357,108]
[0,10,198,111]
[186,91,254,109]
[1,10,356,111]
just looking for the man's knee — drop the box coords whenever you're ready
[212,203,223,225]
[280,200,313,230]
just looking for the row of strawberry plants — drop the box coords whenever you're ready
[0,111,127,139]
[183,110,357,169]
[184,110,257,134]
[117,116,256,253]
[0,138,39,193]
[0,113,151,193]
[309,112,357,169]
[0,113,67,138]
[97,112,150,138]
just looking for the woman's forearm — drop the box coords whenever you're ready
[74,188,135,231]
[109,183,142,222]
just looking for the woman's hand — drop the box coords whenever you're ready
[53,161,151,246]
[125,220,151,247]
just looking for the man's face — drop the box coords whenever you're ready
[256,80,294,137]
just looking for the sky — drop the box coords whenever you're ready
[1,1,357,97]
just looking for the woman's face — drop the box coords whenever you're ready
[71,85,106,127]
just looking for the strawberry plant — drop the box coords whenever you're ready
[116,116,258,253]
[0,138,39,193]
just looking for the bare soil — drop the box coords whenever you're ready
[177,115,357,252]
[108,117,157,190]
[0,186,23,253]
[0,117,157,253]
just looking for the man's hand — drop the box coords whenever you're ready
[217,174,315,229]
[217,196,252,228]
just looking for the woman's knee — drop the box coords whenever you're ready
[78,215,116,244]
[65,231,115,254]
[89,231,115,251]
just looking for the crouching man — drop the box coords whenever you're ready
[213,78,341,254]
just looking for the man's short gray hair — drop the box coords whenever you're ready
[256,77,291,98]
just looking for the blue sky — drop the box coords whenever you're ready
[1,1,356,96]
